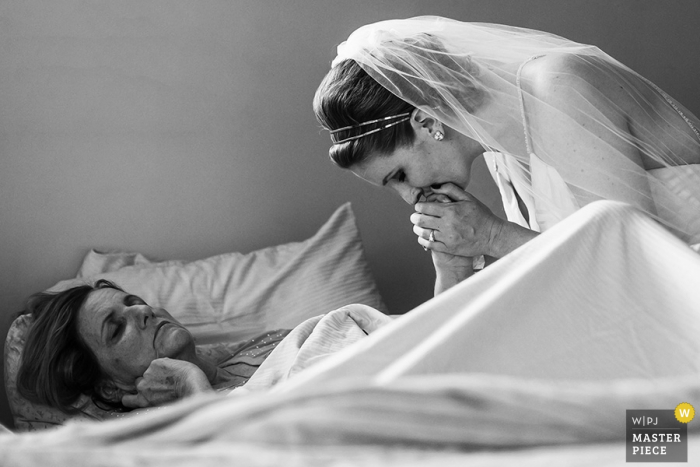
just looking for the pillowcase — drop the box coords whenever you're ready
[49,202,386,343]
[5,202,386,430]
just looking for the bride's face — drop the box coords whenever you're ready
[77,288,195,390]
[350,132,482,204]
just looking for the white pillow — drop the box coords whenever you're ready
[48,202,386,345]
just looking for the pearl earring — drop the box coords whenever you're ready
[433,130,444,141]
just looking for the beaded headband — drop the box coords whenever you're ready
[330,112,411,144]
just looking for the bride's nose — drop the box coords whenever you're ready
[395,185,426,205]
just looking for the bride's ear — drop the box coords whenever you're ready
[410,109,443,140]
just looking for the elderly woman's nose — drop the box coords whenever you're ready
[126,305,154,328]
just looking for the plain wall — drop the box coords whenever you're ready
[1,0,698,430]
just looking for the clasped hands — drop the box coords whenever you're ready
[411,183,504,260]
[121,358,211,409]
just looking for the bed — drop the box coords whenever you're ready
[2,201,700,466]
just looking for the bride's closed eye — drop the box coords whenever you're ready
[392,170,406,183]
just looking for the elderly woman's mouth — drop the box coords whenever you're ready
[153,321,172,348]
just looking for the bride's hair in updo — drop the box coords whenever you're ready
[314,59,415,168]
[314,33,485,168]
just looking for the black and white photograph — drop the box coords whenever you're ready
[1,1,699,465]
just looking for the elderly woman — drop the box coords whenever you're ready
[313,16,700,294]
[16,279,289,413]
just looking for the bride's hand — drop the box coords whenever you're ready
[412,183,508,258]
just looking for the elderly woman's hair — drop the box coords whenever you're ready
[16,279,127,414]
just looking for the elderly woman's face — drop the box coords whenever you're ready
[77,288,195,390]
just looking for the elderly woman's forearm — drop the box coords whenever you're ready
[434,264,473,295]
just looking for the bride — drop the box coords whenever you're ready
[314,16,700,293]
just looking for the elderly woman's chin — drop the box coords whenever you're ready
[153,323,195,359]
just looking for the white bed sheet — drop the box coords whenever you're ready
[2,201,699,466]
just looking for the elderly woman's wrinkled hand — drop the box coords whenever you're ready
[411,183,505,258]
[122,358,212,408]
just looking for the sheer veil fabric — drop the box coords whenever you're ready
[330,16,700,244]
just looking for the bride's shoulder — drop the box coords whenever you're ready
[520,53,617,103]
